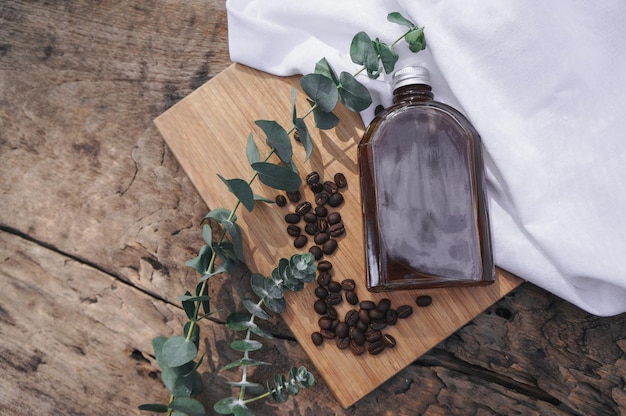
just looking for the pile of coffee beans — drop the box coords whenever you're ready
[275,171,348,260]
[310,258,415,356]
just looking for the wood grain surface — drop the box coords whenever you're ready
[155,63,522,408]
[1,1,624,415]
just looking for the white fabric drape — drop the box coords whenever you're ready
[226,0,626,316]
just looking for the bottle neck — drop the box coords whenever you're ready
[392,84,434,105]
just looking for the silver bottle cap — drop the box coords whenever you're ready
[392,66,431,90]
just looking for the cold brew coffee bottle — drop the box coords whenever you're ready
[359,66,494,291]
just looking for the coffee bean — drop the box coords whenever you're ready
[309,245,323,260]
[416,295,433,307]
[317,260,333,272]
[377,298,391,313]
[334,321,349,338]
[314,206,328,217]
[328,192,344,207]
[293,130,300,142]
[320,329,335,339]
[314,232,330,245]
[327,212,342,225]
[334,172,348,188]
[316,218,329,233]
[336,337,350,349]
[306,171,320,185]
[397,305,414,319]
[286,224,301,237]
[310,182,324,194]
[345,290,359,305]
[318,316,333,330]
[350,340,366,355]
[317,271,331,286]
[295,201,312,215]
[293,235,308,249]
[314,299,327,315]
[314,286,328,300]
[351,328,366,346]
[326,305,338,319]
[358,308,370,324]
[286,190,301,203]
[303,212,317,223]
[327,281,342,293]
[311,332,323,346]
[383,333,397,348]
[304,223,317,235]
[345,309,359,326]
[369,309,385,321]
[385,309,398,325]
[285,213,301,224]
[326,292,342,305]
[370,321,387,331]
[322,239,338,255]
[275,194,287,207]
[368,340,385,355]
[365,329,382,343]
[341,279,356,291]
[315,192,330,206]
[328,222,345,237]
[330,319,339,331]
[355,320,368,332]
[323,181,338,194]
[360,301,376,310]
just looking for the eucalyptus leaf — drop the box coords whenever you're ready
[387,11,416,28]
[243,298,272,320]
[374,39,399,74]
[218,174,255,212]
[181,290,195,320]
[183,321,200,350]
[169,397,205,416]
[230,339,263,352]
[226,311,252,332]
[263,296,286,314]
[184,243,212,275]
[246,133,260,165]
[314,57,339,84]
[405,27,426,52]
[251,162,302,192]
[195,281,210,316]
[350,31,379,75]
[253,194,274,203]
[223,358,271,370]
[179,294,211,303]
[161,336,198,368]
[139,403,169,413]
[203,207,236,224]
[201,223,212,245]
[338,72,372,112]
[255,119,293,164]
[214,397,254,416]
[246,320,274,339]
[312,105,339,130]
[294,117,313,161]
[220,218,244,262]
[300,73,338,112]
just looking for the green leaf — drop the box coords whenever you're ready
[185,243,212,275]
[255,120,293,164]
[312,106,339,130]
[223,358,271,370]
[374,39,399,74]
[338,72,372,112]
[218,174,255,212]
[203,207,236,224]
[183,321,200,350]
[300,73,338,113]
[169,397,205,416]
[405,27,426,52]
[226,311,252,331]
[350,31,379,75]
[243,298,271,320]
[293,117,313,161]
[214,397,254,416]
[263,296,286,314]
[246,133,260,165]
[161,336,198,368]
[179,294,211,303]
[230,339,263,352]
[253,194,274,203]
[181,290,195,320]
[220,218,244,262]
[251,162,302,192]
[387,11,416,29]
[314,57,339,84]
[195,281,210,316]
[138,403,169,413]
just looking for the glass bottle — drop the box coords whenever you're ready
[359,66,494,292]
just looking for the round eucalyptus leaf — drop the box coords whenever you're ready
[300,73,338,113]
[161,336,198,368]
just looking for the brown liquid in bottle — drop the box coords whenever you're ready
[359,66,494,292]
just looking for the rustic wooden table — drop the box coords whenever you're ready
[1,2,624,415]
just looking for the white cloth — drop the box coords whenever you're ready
[226,0,626,316]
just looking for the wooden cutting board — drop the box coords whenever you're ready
[155,63,522,408]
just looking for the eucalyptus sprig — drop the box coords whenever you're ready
[139,12,425,416]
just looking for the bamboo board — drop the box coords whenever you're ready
[154,63,523,408]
